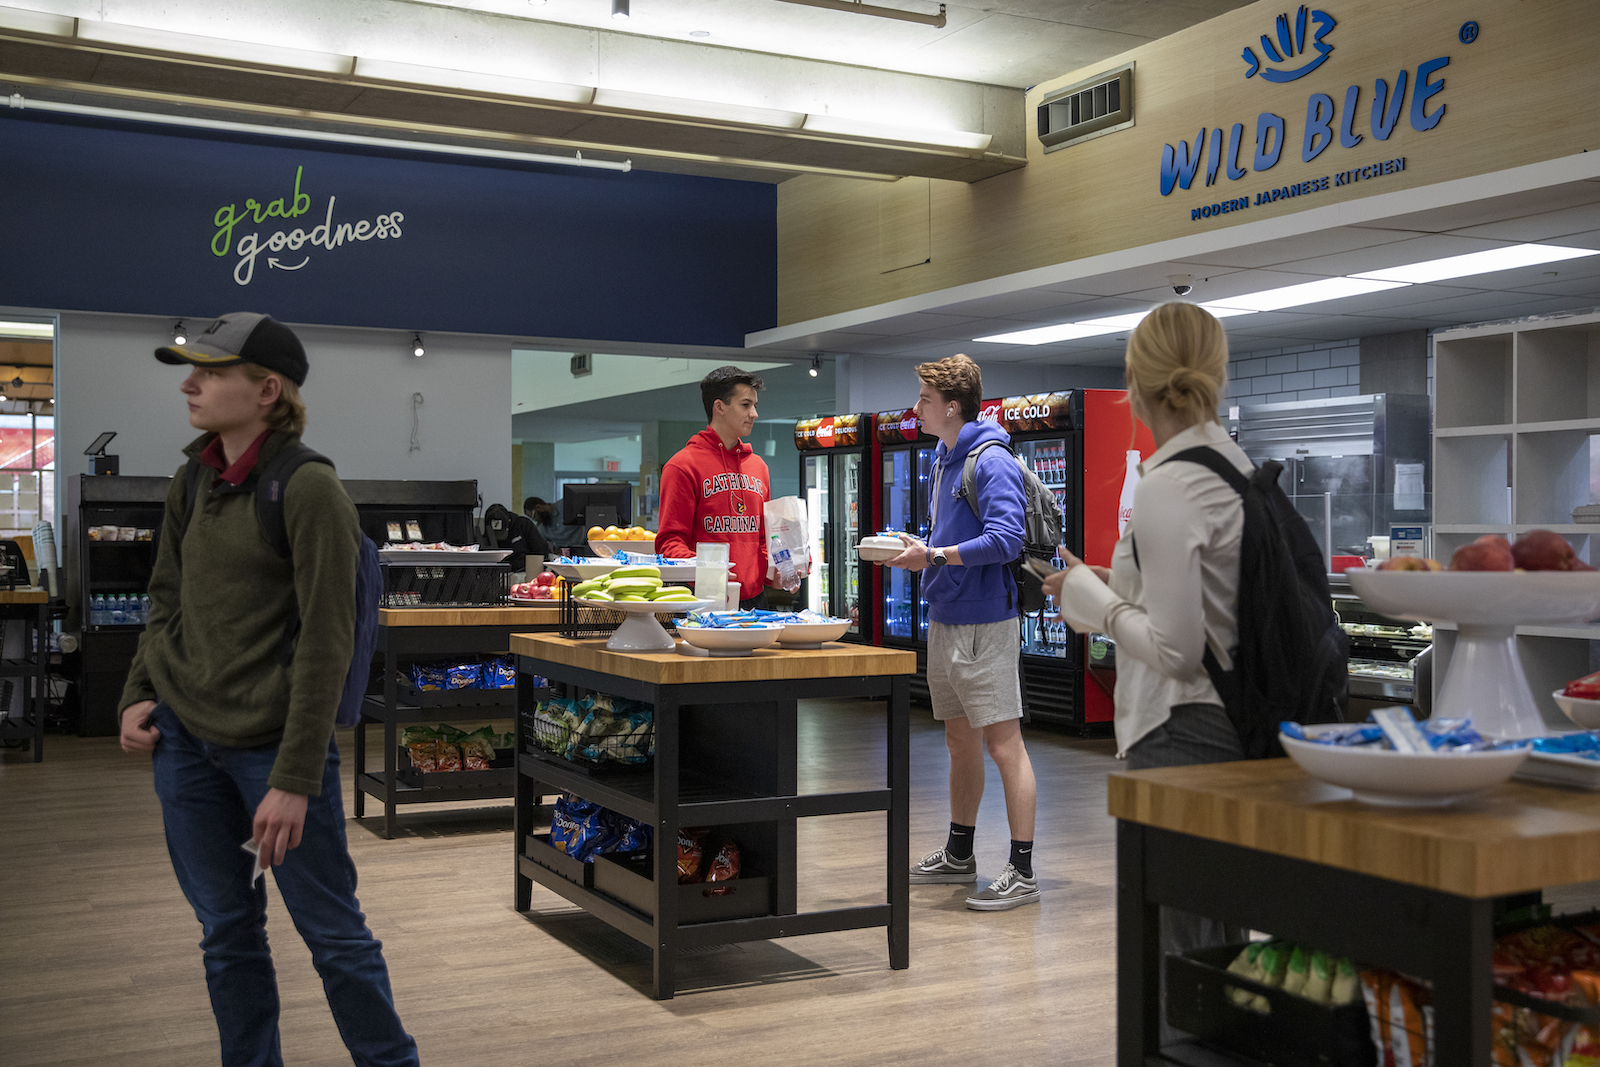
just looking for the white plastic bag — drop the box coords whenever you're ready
[764,496,809,593]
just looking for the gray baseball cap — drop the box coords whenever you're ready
[155,312,308,386]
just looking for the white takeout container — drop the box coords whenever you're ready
[858,534,912,562]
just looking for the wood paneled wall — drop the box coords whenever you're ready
[777,0,1600,326]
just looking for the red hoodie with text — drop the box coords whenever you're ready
[657,428,770,595]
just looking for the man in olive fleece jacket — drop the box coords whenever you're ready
[117,312,418,1067]
[121,432,358,794]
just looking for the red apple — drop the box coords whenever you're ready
[1449,535,1515,571]
[535,571,556,586]
[1512,529,1577,571]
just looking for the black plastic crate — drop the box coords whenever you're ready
[593,850,771,924]
[523,832,593,888]
[1165,943,1376,1067]
[381,562,510,607]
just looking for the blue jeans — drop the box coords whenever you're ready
[150,703,419,1067]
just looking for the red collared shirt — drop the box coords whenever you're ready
[198,430,273,486]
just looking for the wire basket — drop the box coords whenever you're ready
[381,562,511,607]
[556,576,682,638]
[524,702,655,766]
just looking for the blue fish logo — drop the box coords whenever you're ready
[1242,6,1336,83]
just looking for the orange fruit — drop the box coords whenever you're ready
[605,525,620,536]
[604,531,623,540]
[628,526,646,538]
[587,526,605,540]
[644,530,656,539]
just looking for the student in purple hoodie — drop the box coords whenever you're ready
[881,354,1040,911]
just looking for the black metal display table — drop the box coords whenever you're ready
[353,606,563,838]
[0,593,54,762]
[511,633,915,1000]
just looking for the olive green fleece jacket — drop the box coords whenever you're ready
[120,431,360,796]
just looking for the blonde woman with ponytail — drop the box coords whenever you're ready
[1042,301,1250,1037]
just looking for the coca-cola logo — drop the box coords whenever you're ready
[978,401,1002,423]
[900,414,918,432]
[815,417,835,446]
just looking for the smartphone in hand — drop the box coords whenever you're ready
[1021,555,1061,582]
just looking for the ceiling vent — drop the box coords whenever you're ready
[1037,65,1134,153]
[570,353,592,377]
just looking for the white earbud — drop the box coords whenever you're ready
[947,406,954,416]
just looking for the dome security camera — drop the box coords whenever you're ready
[1168,273,1194,297]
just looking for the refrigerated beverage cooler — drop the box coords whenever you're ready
[875,408,937,698]
[870,391,1152,734]
[793,413,877,642]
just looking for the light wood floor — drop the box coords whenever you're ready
[0,703,1123,1066]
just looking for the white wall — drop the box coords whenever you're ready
[836,353,1125,414]
[554,435,643,472]
[55,311,512,521]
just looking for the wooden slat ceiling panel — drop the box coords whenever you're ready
[340,87,596,139]
[90,54,367,112]
[0,34,1025,182]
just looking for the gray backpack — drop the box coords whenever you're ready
[958,441,1064,613]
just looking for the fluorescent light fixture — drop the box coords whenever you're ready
[1196,305,1258,319]
[592,88,804,129]
[353,58,595,105]
[0,5,75,36]
[1351,243,1600,284]
[0,321,53,340]
[1204,277,1409,312]
[76,19,355,74]
[802,113,992,151]
[973,322,1123,346]
[1077,312,1151,330]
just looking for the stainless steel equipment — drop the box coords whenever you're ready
[1236,394,1431,563]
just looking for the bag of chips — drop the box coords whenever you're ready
[460,727,498,771]
[678,828,707,883]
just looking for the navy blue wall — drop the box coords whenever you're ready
[0,112,776,346]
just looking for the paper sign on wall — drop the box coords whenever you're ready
[1393,462,1425,511]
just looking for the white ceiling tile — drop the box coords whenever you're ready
[1449,203,1600,243]
[1179,230,1430,270]
[1352,181,1600,235]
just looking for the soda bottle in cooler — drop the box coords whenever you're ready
[1118,451,1142,538]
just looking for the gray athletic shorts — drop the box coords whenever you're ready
[926,617,1023,729]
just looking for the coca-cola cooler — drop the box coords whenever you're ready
[1078,389,1157,731]
[976,392,1087,727]
[793,413,877,642]
[875,407,938,698]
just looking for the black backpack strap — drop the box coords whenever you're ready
[251,442,334,667]
[254,443,333,559]
[1161,445,1250,498]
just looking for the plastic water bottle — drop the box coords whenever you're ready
[128,596,143,626]
[91,594,105,627]
[141,595,152,623]
[111,595,126,626]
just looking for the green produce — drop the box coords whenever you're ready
[648,585,694,599]
[610,565,662,579]
[584,590,615,602]
[605,576,664,594]
[615,594,649,602]
[571,579,605,596]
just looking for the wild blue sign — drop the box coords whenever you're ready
[1160,5,1450,202]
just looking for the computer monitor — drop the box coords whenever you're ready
[562,482,632,528]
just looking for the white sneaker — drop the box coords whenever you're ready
[965,862,1040,911]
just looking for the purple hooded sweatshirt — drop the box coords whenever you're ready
[923,418,1026,626]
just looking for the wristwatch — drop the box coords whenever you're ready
[929,548,948,568]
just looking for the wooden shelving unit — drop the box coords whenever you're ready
[1432,309,1600,727]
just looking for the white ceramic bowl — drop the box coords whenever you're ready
[677,623,783,656]
[1280,725,1528,806]
[775,619,851,648]
[574,596,713,614]
[1553,689,1600,730]
[1344,569,1600,625]
[589,539,659,558]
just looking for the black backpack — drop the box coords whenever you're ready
[180,442,382,728]
[957,440,1065,614]
[1140,447,1348,758]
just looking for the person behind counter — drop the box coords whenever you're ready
[1041,302,1248,1043]
[483,502,549,580]
[525,496,581,556]
[656,365,784,609]
[879,353,1040,912]
[115,311,419,1067]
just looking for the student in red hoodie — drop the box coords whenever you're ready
[657,366,774,609]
